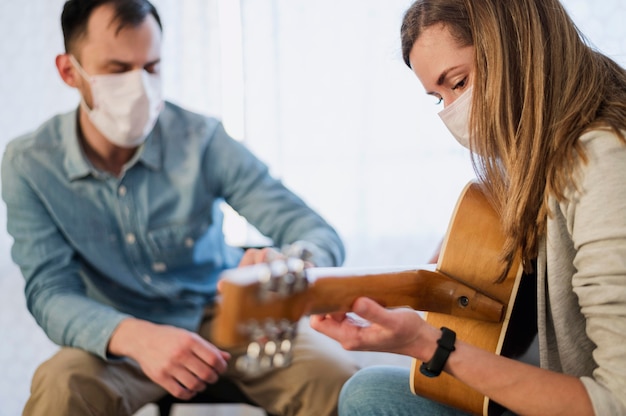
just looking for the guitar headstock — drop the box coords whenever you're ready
[212,245,312,374]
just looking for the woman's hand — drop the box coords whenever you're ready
[310,297,440,360]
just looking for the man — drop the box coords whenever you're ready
[1,0,357,415]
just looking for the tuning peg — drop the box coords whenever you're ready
[281,242,313,262]
[235,318,298,375]
[269,259,289,278]
[247,341,262,359]
[286,257,305,274]
[236,342,261,374]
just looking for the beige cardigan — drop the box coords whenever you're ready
[537,129,626,414]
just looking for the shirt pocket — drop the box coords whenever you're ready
[146,215,212,271]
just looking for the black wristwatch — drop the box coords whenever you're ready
[419,327,456,378]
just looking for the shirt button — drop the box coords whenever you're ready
[143,275,152,284]
[118,185,127,196]
[152,262,167,272]
[126,233,136,244]
[184,238,194,248]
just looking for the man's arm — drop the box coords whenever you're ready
[1,146,131,358]
[2,145,231,399]
[204,122,345,267]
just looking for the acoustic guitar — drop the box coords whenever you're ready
[211,181,537,416]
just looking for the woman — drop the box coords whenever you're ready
[310,0,626,414]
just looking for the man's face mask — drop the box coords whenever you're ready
[70,55,163,148]
[438,86,473,149]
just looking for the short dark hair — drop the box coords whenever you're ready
[61,0,162,53]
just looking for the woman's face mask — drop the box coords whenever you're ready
[438,86,473,149]
[70,55,163,148]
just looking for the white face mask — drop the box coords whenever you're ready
[438,86,473,149]
[70,55,163,148]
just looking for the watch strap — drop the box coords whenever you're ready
[419,327,456,378]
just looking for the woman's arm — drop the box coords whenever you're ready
[310,297,594,416]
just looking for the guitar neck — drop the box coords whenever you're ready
[303,266,503,322]
[212,264,504,348]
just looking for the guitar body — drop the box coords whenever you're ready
[411,182,536,416]
[213,181,538,415]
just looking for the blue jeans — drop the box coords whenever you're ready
[339,366,516,416]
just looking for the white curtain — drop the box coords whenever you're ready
[1,1,625,415]
[237,0,626,268]
[239,0,473,268]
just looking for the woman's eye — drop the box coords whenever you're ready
[145,63,161,74]
[110,67,126,74]
[452,78,467,91]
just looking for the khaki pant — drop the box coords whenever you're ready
[23,316,359,416]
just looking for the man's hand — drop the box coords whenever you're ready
[237,246,283,266]
[108,318,230,400]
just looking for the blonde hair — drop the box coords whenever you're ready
[402,0,626,274]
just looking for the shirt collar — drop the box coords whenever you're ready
[62,109,91,181]
[62,108,163,181]
[138,121,162,171]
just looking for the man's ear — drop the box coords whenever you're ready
[56,54,80,88]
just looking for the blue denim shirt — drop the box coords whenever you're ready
[1,102,344,359]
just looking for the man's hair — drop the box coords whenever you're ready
[61,0,162,53]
